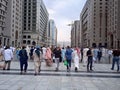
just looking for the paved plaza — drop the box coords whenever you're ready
[0,60,120,90]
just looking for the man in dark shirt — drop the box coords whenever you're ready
[111,49,120,72]
[86,48,93,72]
[53,47,61,71]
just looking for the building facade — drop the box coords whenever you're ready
[22,0,49,46]
[80,0,108,48]
[5,0,22,47]
[107,0,120,49]
[71,20,80,47]
[48,19,57,46]
[0,0,8,46]
[80,0,89,48]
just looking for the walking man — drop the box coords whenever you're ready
[53,47,61,71]
[65,46,73,72]
[3,46,13,70]
[19,46,28,74]
[33,46,41,75]
[86,48,93,72]
[83,47,89,67]
[72,47,80,72]
[111,49,120,72]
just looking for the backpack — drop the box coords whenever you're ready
[19,49,28,60]
[21,50,27,57]
[35,49,40,57]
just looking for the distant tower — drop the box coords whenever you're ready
[48,19,57,46]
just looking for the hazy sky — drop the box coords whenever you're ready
[43,0,87,42]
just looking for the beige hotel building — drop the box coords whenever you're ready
[107,0,120,49]
[80,0,108,48]
[5,0,22,47]
[0,0,22,47]
[71,20,80,47]
[22,0,49,46]
[0,0,8,46]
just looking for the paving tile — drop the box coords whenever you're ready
[0,61,120,90]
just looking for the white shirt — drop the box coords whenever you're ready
[42,47,47,54]
[3,49,13,61]
[108,50,113,55]
[83,48,89,57]
[72,50,79,59]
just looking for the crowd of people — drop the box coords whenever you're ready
[0,45,120,76]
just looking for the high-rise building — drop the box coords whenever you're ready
[71,20,80,47]
[107,0,120,49]
[48,19,57,46]
[5,0,22,47]
[80,0,108,48]
[0,0,8,46]
[22,0,49,46]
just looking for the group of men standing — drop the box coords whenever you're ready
[0,45,120,76]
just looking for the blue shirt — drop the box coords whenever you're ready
[65,48,73,60]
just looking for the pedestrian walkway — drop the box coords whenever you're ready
[0,61,120,90]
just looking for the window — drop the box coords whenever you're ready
[28,28,30,30]
[12,24,14,27]
[28,24,30,27]
[24,28,26,30]
[12,33,14,37]
[6,2,8,5]
[28,35,31,38]
[27,40,31,44]
[23,35,26,38]
[28,20,31,23]
[23,40,26,44]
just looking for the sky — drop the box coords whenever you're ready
[43,0,87,42]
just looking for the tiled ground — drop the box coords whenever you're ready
[0,60,120,90]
